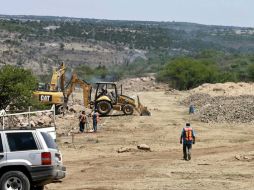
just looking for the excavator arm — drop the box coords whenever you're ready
[65,73,92,108]
[50,63,66,91]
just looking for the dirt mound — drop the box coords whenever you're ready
[119,76,167,92]
[183,93,254,123]
[183,82,254,123]
[191,82,254,97]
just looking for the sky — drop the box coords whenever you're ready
[1,0,253,27]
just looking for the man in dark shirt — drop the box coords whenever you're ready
[180,123,196,161]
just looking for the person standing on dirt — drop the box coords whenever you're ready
[92,109,99,132]
[79,111,86,133]
[189,104,195,114]
[180,123,196,161]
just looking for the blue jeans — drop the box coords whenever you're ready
[93,121,97,132]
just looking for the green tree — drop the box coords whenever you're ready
[247,63,254,81]
[157,58,220,90]
[0,65,38,110]
[94,65,108,79]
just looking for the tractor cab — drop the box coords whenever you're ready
[93,82,150,116]
[37,82,50,91]
[95,82,120,105]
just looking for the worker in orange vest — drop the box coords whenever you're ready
[180,123,196,161]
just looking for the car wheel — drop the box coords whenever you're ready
[123,104,134,115]
[0,171,30,190]
[97,101,112,115]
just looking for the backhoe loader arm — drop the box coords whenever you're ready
[65,73,92,108]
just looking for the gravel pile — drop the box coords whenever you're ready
[183,94,254,123]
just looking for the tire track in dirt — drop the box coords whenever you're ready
[64,142,254,167]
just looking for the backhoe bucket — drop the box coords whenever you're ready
[136,96,151,116]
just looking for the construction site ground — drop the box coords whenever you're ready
[48,88,254,190]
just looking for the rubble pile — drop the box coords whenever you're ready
[235,152,254,161]
[183,93,254,123]
[3,112,55,128]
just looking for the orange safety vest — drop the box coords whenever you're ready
[184,127,193,141]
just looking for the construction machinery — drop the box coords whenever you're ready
[34,64,150,116]
[90,82,150,116]
[33,63,66,113]
[65,74,150,116]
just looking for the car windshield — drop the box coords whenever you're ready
[41,132,58,149]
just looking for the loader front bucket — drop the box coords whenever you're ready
[136,96,151,116]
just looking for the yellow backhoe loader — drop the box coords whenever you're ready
[65,74,150,116]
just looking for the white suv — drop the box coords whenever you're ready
[0,129,66,190]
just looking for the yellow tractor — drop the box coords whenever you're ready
[91,82,151,116]
[65,77,150,116]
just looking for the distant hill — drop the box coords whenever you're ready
[0,14,254,78]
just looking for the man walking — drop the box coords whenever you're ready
[180,123,196,161]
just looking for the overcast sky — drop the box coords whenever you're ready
[1,0,253,27]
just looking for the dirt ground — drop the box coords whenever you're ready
[47,90,254,190]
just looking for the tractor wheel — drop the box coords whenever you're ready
[123,104,134,115]
[97,101,112,115]
[55,105,64,115]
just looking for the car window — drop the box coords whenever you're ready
[7,132,38,151]
[0,135,3,153]
[41,132,57,149]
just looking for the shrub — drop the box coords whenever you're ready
[0,65,38,110]
[157,58,220,90]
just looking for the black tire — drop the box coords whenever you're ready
[32,185,44,190]
[123,104,134,115]
[55,105,63,115]
[97,101,112,115]
[0,171,30,190]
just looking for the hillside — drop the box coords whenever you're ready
[0,15,254,78]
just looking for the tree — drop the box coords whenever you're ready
[0,65,37,110]
[95,65,108,79]
[157,58,220,90]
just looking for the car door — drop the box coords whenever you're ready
[0,132,6,166]
[5,131,41,165]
